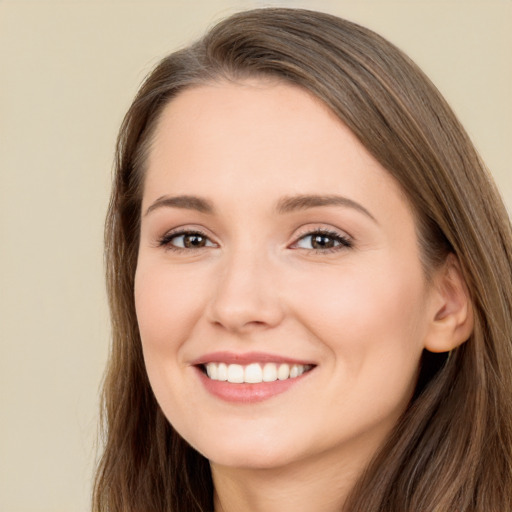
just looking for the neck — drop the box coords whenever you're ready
[211,446,370,512]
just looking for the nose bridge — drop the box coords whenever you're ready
[208,241,283,331]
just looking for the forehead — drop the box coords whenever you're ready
[148,79,367,170]
[143,80,412,223]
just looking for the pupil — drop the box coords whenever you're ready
[184,235,205,248]
[312,234,334,249]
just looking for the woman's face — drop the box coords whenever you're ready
[135,80,440,472]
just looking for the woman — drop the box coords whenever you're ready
[93,8,512,512]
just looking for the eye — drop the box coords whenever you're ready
[292,229,352,251]
[158,230,217,251]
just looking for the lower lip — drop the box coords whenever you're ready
[195,367,313,403]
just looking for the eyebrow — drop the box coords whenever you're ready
[276,194,377,223]
[144,195,215,216]
[144,193,377,223]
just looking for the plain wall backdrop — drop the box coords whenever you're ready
[1,1,510,510]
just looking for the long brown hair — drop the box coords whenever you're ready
[94,8,512,511]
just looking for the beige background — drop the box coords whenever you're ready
[1,1,510,510]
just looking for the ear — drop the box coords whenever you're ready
[424,254,474,353]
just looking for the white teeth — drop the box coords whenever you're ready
[262,363,277,382]
[227,364,244,383]
[290,365,299,378]
[204,362,311,383]
[217,362,228,381]
[277,363,290,380]
[244,363,263,383]
[206,363,218,380]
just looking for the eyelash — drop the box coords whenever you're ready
[291,229,353,253]
[157,228,353,254]
[157,229,214,252]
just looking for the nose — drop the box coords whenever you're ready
[206,247,285,333]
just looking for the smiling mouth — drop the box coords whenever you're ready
[200,362,315,384]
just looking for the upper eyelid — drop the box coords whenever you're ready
[292,224,352,241]
[161,225,217,239]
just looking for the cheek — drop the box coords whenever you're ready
[133,261,210,427]
[134,261,209,363]
[289,259,428,392]
[298,260,424,334]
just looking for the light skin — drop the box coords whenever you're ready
[135,80,473,512]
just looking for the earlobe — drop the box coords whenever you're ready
[424,254,474,353]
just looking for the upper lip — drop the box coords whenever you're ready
[190,351,316,366]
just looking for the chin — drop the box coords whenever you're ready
[189,431,301,471]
